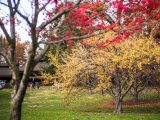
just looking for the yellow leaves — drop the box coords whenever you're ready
[42,34,160,93]
[41,72,54,85]
[48,52,60,70]
[138,62,142,70]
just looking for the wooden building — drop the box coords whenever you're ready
[0,62,48,82]
[0,63,12,81]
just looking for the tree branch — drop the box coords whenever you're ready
[34,45,49,63]
[38,0,51,13]
[16,10,31,26]
[33,0,39,25]
[13,0,21,12]
[37,0,82,31]
[106,89,115,97]
[0,19,11,43]
[0,2,9,7]
[7,0,13,13]
[45,30,107,44]
[105,13,115,24]
[52,14,65,37]
[137,79,149,93]
[122,84,133,99]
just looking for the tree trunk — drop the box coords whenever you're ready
[133,80,139,102]
[133,90,139,102]
[88,87,92,94]
[101,89,104,96]
[9,69,23,120]
[9,82,28,120]
[9,73,30,120]
[114,96,122,114]
[10,98,22,120]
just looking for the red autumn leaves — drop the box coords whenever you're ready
[45,0,160,48]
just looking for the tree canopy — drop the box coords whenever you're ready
[44,35,160,113]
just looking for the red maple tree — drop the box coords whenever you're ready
[46,0,160,47]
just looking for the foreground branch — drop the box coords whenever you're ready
[43,30,108,45]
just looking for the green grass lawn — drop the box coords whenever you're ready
[0,87,160,120]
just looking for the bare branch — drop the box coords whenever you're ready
[0,2,8,7]
[122,84,133,99]
[105,13,115,24]
[52,14,65,37]
[13,0,16,5]
[0,19,11,43]
[34,45,49,63]
[45,30,107,44]
[106,89,115,97]
[13,0,20,11]
[7,0,13,13]
[137,80,149,93]
[37,10,67,31]
[33,0,39,24]
[16,10,31,26]
[38,0,51,13]
[37,0,82,31]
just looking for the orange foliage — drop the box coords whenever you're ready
[0,35,29,64]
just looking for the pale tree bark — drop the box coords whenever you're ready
[114,96,122,114]
[113,79,123,114]
[113,83,132,114]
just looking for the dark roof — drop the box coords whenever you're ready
[19,62,48,72]
[0,67,12,77]
[0,62,48,78]
[0,63,9,68]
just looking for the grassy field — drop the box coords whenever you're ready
[0,87,160,120]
